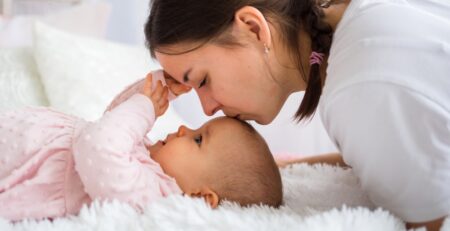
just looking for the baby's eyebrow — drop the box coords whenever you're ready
[205,126,210,146]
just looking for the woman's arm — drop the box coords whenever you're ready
[406,217,446,231]
[322,82,450,224]
[277,152,349,168]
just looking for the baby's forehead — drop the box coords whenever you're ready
[207,117,254,139]
[208,117,245,129]
[205,118,261,158]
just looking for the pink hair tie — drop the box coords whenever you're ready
[309,51,325,66]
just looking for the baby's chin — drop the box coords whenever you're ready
[148,140,165,159]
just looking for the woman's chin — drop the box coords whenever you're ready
[232,112,276,125]
[255,119,270,125]
[255,115,276,125]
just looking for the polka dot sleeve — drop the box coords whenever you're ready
[73,94,170,209]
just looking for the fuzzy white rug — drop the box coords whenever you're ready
[1,164,448,231]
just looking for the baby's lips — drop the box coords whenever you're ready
[154,140,165,148]
[164,134,173,143]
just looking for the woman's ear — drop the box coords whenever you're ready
[232,6,272,48]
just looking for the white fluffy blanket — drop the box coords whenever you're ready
[1,164,448,231]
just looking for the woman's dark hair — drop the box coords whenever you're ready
[144,0,332,121]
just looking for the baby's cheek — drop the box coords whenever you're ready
[169,159,193,181]
[157,154,180,176]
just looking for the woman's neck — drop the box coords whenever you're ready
[271,1,351,93]
[267,24,307,94]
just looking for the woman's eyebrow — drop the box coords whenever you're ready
[183,68,192,83]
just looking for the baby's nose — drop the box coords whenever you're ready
[177,125,187,137]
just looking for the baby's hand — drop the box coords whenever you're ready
[163,71,192,96]
[142,73,169,117]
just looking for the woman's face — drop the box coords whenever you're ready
[156,43,290,125]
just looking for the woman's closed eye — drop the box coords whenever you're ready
[199,75,207,88]
[194,135,203,146]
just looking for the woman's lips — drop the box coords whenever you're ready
[237,115,246,120]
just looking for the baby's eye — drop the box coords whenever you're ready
[194,135,203,146]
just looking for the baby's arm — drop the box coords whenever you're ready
[74,94,159,206]
[73,78,178,209]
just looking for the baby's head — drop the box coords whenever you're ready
[150,116,282,208]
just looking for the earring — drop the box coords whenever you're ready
[264,43,270,54]
[320,0,332,8]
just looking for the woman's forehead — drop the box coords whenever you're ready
[156,52,193,81]
[157,47,219,84]
[155,42,209,65]
[156,43,224,65]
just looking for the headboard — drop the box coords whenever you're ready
[1,0,81,17]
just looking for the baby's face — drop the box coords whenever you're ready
[149,117,237,192]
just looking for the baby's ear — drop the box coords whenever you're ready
[201,188,219,208]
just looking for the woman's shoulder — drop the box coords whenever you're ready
[332,0,450,53]
[324,0,450,112]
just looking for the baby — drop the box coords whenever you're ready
[0,70,282,221]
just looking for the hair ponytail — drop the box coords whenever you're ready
[295,1,332,121]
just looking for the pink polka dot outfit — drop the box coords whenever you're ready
[0,71,181,221]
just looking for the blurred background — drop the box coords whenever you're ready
[0,0,337,156]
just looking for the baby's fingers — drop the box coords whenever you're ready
[154,88,169,117]
[143,73,153,97]
[157,98,169,116]
[157,88,169,108]
[164,73,191,96]
[161,86,169,102]
[151,80,164,100]
[171,84,192,96]
[156,87,169,109]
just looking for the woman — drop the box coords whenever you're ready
[143,0,450,229]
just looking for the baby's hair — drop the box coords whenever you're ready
[207,118,283,207]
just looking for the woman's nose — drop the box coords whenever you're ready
[198,91,221,116]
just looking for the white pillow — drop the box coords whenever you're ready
[0,47,49,112]
[33,22,189,140]
[0,2,111,47]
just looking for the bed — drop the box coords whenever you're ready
[1,163,423,231]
